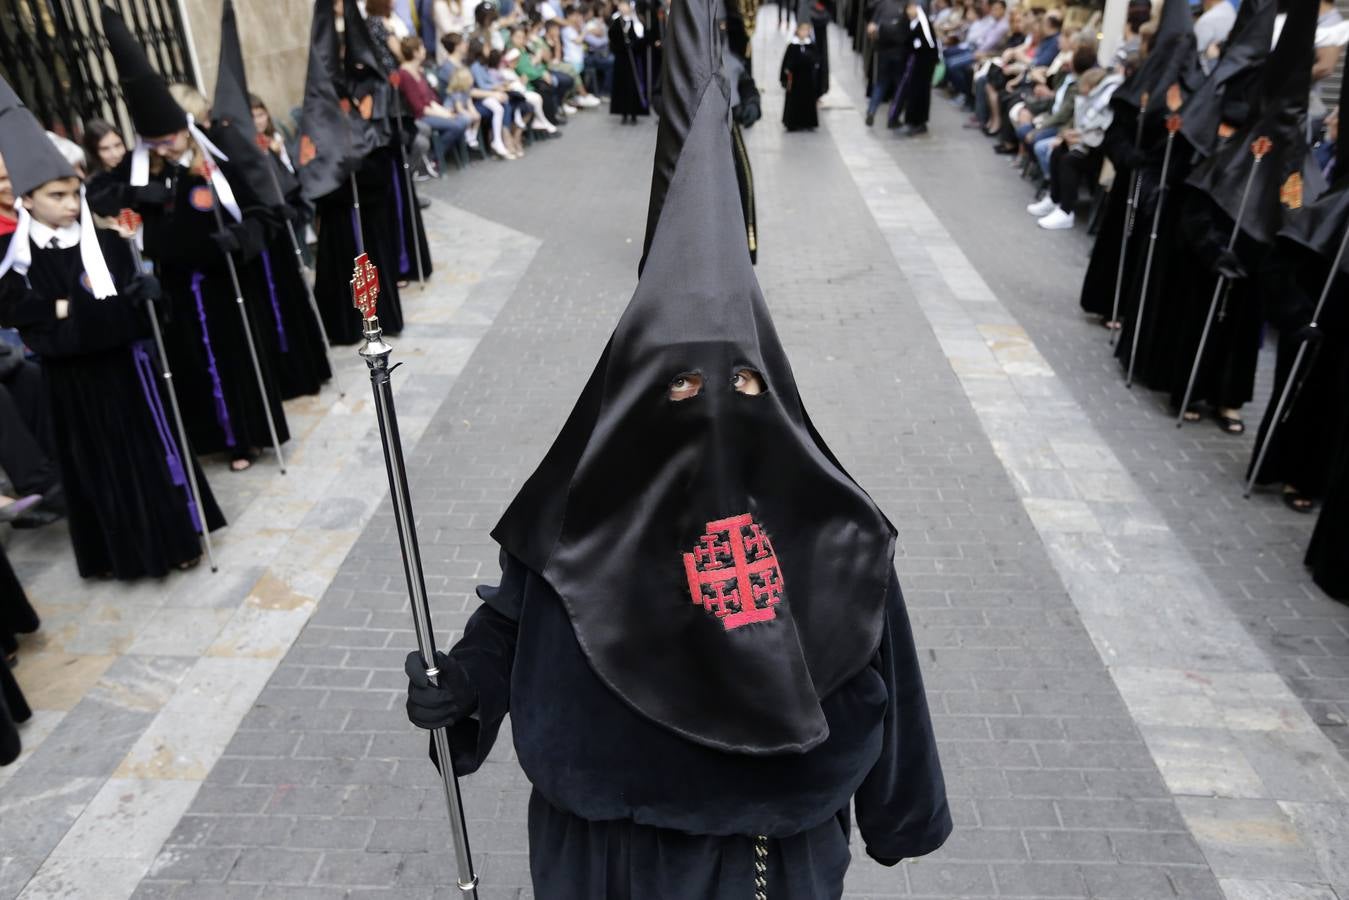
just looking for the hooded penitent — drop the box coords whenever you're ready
[296,0,380,201]
[102,7,188,138]
[0,76,116,299]
[1279,33,1349,265]
[343,0,394,138]
[491,0,894,756]
[212,0,288,209]
[1187,0,1319,246]
[1178,0,1277,158]
[1111,0,1203,118]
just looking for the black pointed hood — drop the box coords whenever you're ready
[102,6,188,137]
[0,76,77,197]
[1112,0,1203,116]
[491,0,893,756]
[296,0,379,200]
[1187,0,1319,245]
[343,0,394,129]
[1179,0,1277,158]
[211,0,286,208]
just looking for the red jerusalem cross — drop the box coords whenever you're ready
[683,514,786,631]
[351,253,380,320]
[116,208,143,234]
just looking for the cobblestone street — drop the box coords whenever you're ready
[2,15,1348,900]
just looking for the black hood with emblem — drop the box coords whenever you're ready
[491,0,894,756]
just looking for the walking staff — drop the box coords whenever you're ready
[1244,219,1349,496]
[1125,86,1184,388]
[118,209,218,572]
[265,159,334,352]
[392,97,426,291]
[1176,135,1271,427]
[204,156,289,471]
[351,172,366,255]
[1108,91,1148,344]
[351,253,478,896]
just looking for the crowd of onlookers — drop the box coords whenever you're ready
[361,0,632,169]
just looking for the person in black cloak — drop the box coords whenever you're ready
[0,543,38,662]
[401,0,952,892]
[1,650,33,767]
[295,0,405,345]
[723,15,759,264]
[885,0,938,136]
[213,0,332,400]
[1306,453,1349,601]
[0,77,225,578]
[1246,66,1349,512]
[610,0,652,123]
[863,0,906,128]
[89,7,291,471]
[345,0,434,290]
[799,0,832,95]
[1079,0,1202,326]
[1163,0,1319,433]
[780,20,823,130]
[1112,0,1278,392]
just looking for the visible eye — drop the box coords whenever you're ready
[668,372,703,401]
[732,368,765,396]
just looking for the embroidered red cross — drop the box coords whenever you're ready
[116,208,143,233]
[683,514,785,631]
[351,252,380,320]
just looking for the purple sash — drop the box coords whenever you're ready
[131,341,203,533]
[259,249,289,353]
[390,158,411,274]
[190,271,236,448]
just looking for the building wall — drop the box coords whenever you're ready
[182,0,313,128]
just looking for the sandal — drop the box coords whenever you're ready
[1282,486,1315,513]
[229,457,253,472]
[1216,413,1245,434]
[1182,409,1202,423]
[1102,319,1122,331]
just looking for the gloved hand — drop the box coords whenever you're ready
[122,274,162,311]
[1212,248,1248,281]
[1293,323,1324,344]
[278,204,301,224]
[131,181,172,207]
[405,649,477,730]
[210,227,241,255]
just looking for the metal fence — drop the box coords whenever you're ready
[0,0,197,140]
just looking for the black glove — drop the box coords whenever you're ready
[122,274,162,311]
[1212,248,1248,281]
[1293,323,1324,344]
[211,227,241,255]
[405,650,477,730]
[131,181,172,207]
[278,204,301,224]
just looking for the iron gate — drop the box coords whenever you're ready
[0,0,197,140]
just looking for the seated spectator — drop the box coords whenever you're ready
[943,0,1009,109]
[581,3,615,97]
[471,43,534,154]
[397,35,474,175]
[1027,65,1124,230]
[499,47,558,134]
[511,23,571,124]
[546,17,601,106]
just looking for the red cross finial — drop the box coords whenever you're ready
[351,252,380,320]
[1251,136,1273,160]
[116,208,143,233]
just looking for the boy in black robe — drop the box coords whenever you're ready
[90,7,291,471]
[885,0,937,136]
[0,78,225,579]
[780,21,822,131]
[401,0,951,893]
[610,0,651,123]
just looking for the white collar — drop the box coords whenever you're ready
[28,218,82,250]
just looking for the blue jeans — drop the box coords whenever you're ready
[1033,135,1057,179]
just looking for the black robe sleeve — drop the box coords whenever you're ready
[429,552,524,775]
[854,571,952,864]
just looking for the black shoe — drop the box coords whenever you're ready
[417,196,432,210]
[865,112,875,127]
[885,118,901,130]
[905,123,928,136]
[11,507,62,529]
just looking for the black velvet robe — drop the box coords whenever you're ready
[89,155,292,459]
[1,650,31,767]
[610,15,652,117]
[312,152,407,346]
[0,231,225,579]
[1308,457,1349,601]
[384,132,434,287]
[433,554,951,897]
[0,543,37,658]
[260,230,332,400]
[780,41,822,131]
[1248,242,1349,497]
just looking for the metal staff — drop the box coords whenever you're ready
[1243,221,1349,496]
[351,171,366,255]
[264,161,334,351]
[393,97,426,291]
[351,254,479,897]
[118,210,218,572]
[1176,135,1271,428]
[1108,90,1148,344]
[1126,86,1184,386]
[206,169,288,472]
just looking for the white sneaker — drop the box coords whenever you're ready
[562,103,579,115]
[1037,207,1075,230]
[1027,196,1056,216]
[576,94,601,107]
[491,139,511,158]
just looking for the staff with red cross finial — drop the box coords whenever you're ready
[351,253,479,897]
